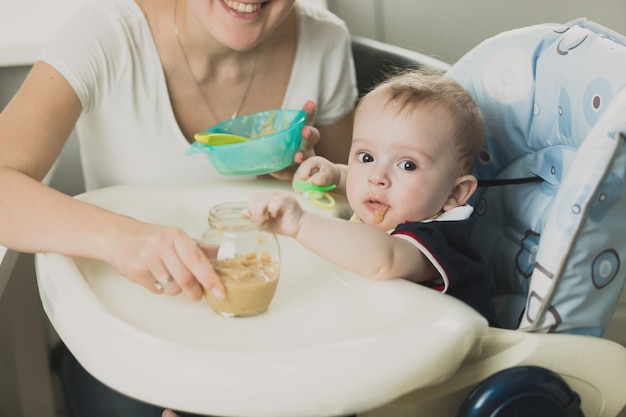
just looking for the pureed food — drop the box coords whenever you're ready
[201,201,281,317]
[206,250,280,317]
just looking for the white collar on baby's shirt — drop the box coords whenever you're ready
[421,205,474,223]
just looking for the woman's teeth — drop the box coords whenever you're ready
[224,0,262,13]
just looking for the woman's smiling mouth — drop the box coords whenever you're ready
[223,0,265,13]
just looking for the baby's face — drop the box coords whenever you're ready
[346,91,463,230]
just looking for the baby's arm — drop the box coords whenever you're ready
[246,191,438,283]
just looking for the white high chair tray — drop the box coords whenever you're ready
[36,179,488,417]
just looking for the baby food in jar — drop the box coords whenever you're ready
[199,202,280,317]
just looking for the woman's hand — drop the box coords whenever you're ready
[295,100,319,162]
[270,100,320,181]
[106,221,225,301]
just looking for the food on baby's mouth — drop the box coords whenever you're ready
[206,251,279,317]
[373,206,388,224]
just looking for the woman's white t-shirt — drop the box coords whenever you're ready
[39,0,357,190]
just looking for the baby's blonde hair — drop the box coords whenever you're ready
[357,67,485,175]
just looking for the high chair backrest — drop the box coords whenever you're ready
[446,18,626,335]
[351,35,450,99]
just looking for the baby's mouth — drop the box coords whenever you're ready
[365,200,389,224]
[223,0,265,13]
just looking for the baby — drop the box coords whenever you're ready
[246,68,498,326]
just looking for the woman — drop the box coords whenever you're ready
[0,0,355,305]
[0,0,356,415]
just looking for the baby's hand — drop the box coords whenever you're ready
[292,156,340,189]
[246,190,306,238]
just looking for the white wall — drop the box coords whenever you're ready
[328,0,626,64]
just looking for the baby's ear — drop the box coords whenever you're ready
[443,175,478,211]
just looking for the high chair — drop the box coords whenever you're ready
[34,26,626,417]
[359,18,626,417]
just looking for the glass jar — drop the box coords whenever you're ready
[199,201,281,317]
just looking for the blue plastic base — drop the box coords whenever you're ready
[456,366,584,417]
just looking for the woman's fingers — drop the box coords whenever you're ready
[173,235,225,301]
[302,99,316,125]
[112,224,224,301]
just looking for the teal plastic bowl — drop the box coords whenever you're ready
[188,109,306,176]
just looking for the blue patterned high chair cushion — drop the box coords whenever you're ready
[446,18,626,335]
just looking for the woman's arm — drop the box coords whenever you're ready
[0,62,225,300]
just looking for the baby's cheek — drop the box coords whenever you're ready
[345,188,359,212]
[395,197,434,223]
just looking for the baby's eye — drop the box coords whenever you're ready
[399,160,417,171]
[357,152,374,163]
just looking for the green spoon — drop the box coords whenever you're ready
[194,132,250,146]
